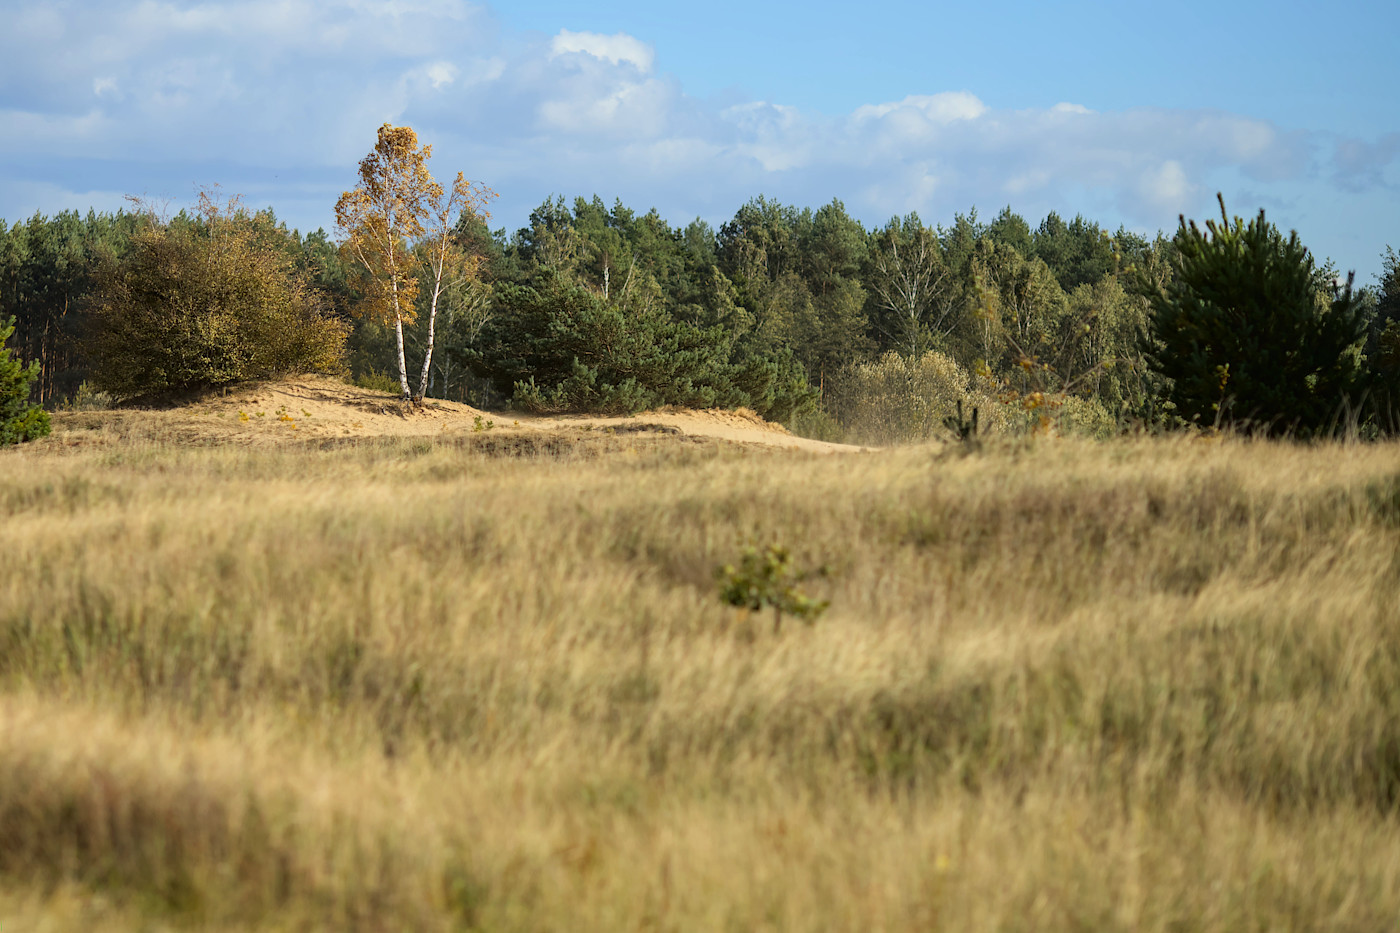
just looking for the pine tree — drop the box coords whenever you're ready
[1,315,51,445]
[1367,247,1400,431]
[1143,195,1368,436]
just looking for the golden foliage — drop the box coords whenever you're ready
[334,124,495,331]
[335,124,430,327]
[87,190,347,399]
[830,350,1009,444]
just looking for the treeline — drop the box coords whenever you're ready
[481,197,1168,437]
[2,194,1398,440]
[330,193,1400,439]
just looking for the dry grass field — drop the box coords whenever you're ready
[2,381,1400,931]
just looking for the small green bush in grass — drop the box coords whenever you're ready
[717,543,829,633]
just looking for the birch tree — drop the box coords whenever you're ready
[868,215,957,358]
[414,172,495,400]
[335,124,493,401]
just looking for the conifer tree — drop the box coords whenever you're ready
[1143,195,1368,435]
[0,315,51,445]
[1367,247,1400,431]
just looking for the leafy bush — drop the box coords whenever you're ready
[87,195,348,400]
[462,271,816,420]
[716,543,829,633]
[784,405,845,442]
[1,315,51,444]
[352,367,403,395]
[829,351,1006,445]
[1047,394,1116,437]
[1142,196,1368,436]
[60,381,114,412]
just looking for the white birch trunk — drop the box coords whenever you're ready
[394,313,411,399]
[388,251,411,399]
[417,279,440,400]
[417,216,455,400]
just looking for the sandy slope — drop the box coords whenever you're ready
[51,376,868,453]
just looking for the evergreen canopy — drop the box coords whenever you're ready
[0,315,51,445]
[1143,196,1369,436]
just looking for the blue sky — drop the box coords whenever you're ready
[2,0,1397,281]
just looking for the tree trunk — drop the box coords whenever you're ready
[417,291,438,400]
[385,236,412,400]
[394,314,411,399]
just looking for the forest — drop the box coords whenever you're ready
[2,186,1399,444]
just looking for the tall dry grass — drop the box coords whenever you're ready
[2,419,1400,931]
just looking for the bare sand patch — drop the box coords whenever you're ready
[48,376,869,453]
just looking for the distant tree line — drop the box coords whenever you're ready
[2,189,1397,442]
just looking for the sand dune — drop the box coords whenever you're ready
[51,376,868,453]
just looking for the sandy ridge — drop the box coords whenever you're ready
[50,376,869,453]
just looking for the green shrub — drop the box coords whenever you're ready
[87,196,348,401]
[829,351,1007,445]
[352,368,403,395]
[1050,394,1117,437]
[0,315,51,444]
[1142,196,1368,436]
[785,405,844,442]
[62,381,115,412]
[716,543,829,633]
[991,392,1118,439]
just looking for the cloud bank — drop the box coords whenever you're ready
[2,0,1395,276]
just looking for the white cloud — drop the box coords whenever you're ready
[414,61,459,90]
[720,102,813,171]
[0,0,1382,268]
[424,62,458,90]
[549,29,654,72]
[861,165,943,216]
[0,108,115,154]
[537,76,674,136]
[852,92,987,124]
[628,137,725,174]
[1138,160,1196,214]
